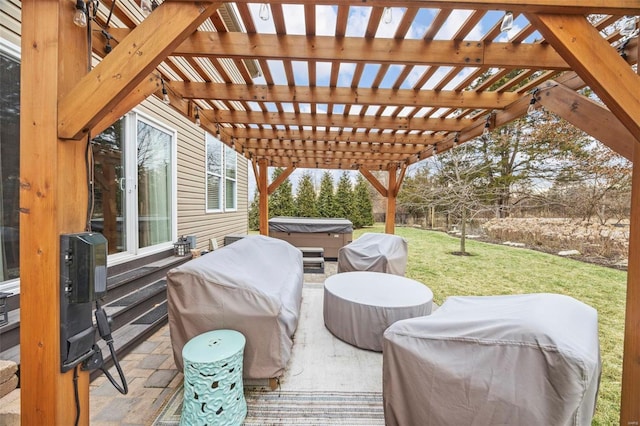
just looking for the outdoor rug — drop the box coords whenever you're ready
[152,386,384,425]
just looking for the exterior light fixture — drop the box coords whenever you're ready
[161,79,170,104]
[140,0,153,16]
[500,11,513,33]
[73,0,88,27]
[527,89,539,115]
[453,133,460,147]
[216,123,220,138]
[194,106,201,127]
[259,3,270,21]
[383,7,393,24]
[483,115,491,136]
[620,16,637,37]
[432,144,438,158]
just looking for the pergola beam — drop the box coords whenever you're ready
[245,141,430,154]
[528,14,640,139]
[537,80,636,161]
[102,31,570,70]
[228,128,444,145]
[92,75,161,136]
[172,82,522,110]
[168,0,640,14]
[206,110,472,132]
[58,1,221,140]
[267,166,296,195]
[359,167,388,197]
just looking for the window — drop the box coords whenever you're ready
[206,133,223,211]
[224,145,237,210]
[0,42,21,288]
[206,133,237,212]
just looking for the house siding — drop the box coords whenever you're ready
[0,1,249,255]
[0,0,20,47]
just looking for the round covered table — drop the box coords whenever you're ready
[323,271,433,351]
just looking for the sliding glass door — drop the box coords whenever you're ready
[93,113,175,257]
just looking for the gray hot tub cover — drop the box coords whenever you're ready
[337,232,408,275]
[167,235,303,379]
[383,293,601,426]
[268,216,353,233]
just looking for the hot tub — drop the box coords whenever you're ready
[268,217,353,260]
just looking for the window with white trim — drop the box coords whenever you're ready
[206,133,237,212]
[206,133,224,211]
[224,145,237,211]
[0,41,21,289]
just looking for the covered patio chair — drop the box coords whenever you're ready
[337,233,408,275]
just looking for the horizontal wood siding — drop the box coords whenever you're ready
[137,96,249,251]
[0,0,21,47]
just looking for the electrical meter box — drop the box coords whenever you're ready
[61,232,107,303]
[60,232,108,372]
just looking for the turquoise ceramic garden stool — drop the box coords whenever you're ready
[180,330,247,426]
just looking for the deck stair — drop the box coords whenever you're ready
[301,247,325,274]
[0,248,191,382]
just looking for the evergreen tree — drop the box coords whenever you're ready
[334,172,354,222]
[268,168,295,217]
[352,174,374,228]
[248,189,260,230]
[295,172,318,217]
[317,171,336,217]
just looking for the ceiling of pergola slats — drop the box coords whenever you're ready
[91,1,639,171]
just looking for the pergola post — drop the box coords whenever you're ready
[257,158,269,236]
[20,1,90,424]
[386,165,398,234]
[620,39,640,426]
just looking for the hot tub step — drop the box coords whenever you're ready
[303,256,325,274]
[300,247,324,258]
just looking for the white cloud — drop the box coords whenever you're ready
[282,4,306,35]
[346,7,371,37]
[337,63,356,87]
[433,10,474,40]
[316,6,338,36]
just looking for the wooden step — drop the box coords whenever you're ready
[303,256,325,274]
[299,247,324,258]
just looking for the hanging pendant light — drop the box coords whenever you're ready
[500,11,513,33]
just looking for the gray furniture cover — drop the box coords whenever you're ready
[268,216,353,233]
[383,293,601,426]
[337,233,408,275]
[167,235,303,379]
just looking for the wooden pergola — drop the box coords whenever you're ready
[20,1,640,424]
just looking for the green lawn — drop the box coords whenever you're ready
[354,225,626,426]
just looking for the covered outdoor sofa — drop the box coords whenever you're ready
[383,293,601,426]
[166,235,303,380]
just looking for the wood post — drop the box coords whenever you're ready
[20,1,90,424]
[622,143,640,425]
[620,40,640,426]
[385,166,397,234]
[258,158,269,236]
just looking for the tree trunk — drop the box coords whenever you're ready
[460,209,467,254]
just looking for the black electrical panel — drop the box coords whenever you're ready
[60,232,108,372]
